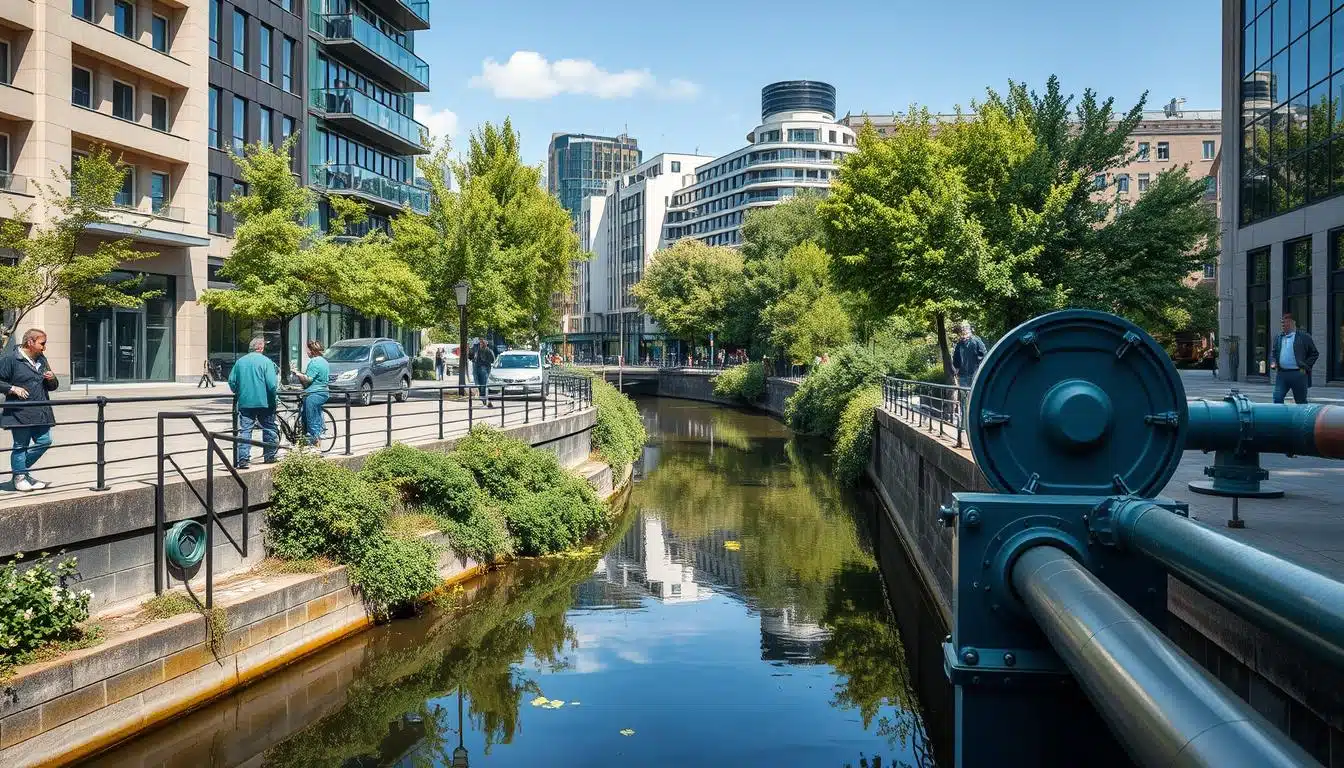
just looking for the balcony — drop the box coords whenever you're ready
[0,172,32,215]
[369,0,428,32]
[0,82,35,122]
[0,0,33,30]
[69,17,190,88]
[85,206,209,247]
[312,89,428,156]
[70,105,191,165]
[310,164,429,214]
[309,13,429,93]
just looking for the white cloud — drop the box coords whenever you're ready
[469,51,699,101]
[414,104,459,144]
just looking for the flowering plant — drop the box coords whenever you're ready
[0,553,92,660]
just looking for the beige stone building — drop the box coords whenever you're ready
[1,0,210,382]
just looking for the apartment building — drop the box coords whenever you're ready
[2,0,211,382]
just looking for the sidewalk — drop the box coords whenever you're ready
[1179,369,1344,406]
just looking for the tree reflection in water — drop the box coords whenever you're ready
[260,400,935,768]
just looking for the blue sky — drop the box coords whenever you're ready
[412,0,1222,171]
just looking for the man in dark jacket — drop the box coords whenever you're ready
[951,321,987,388]
[0,329,60,492]
[1270,312,1320,404]
[469,338,496,408]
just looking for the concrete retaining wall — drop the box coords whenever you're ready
[655,371,799,417]
[867,405,1344,755]
[0,410,596,614]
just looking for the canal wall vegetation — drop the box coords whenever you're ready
[0,388,649,767]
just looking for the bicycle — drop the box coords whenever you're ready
[275,389,339,454]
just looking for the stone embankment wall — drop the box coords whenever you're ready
[654,370,799,415]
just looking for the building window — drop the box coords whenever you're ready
[150,172,168,214]
[0,41,9,85]
[209,0,219,58]
[1284,237,1312,332]
[1116,202,1129,216]
[151,94,168,131]
[232,96,246,154]
[1093,173,1106,190]
[112,81,134,120]
[231,9,247,71]
[788,128,818,143]
[1137,142,1149,161]
[1203,262,1216,279]
[259,25,272,83]
[1204,176,1218,198]
[281,37,294,92]
[1248,247,1270,376]
[1202,140,1215,160]
[1117,174,1130,193]
[208,86,220,147]
[231,181,246,202]
[828,130,837,143]
[73,0,93,21]
[152,14,169,52]
[114,0,133,37]
[208,174,220,232]
[1330,229,1344,381]
[258,105,272,147]
[1156,141,1170,161]
[1138,173,1150,193]
[282,114,295,140]
[671,160,680,172]
[72,66,93,108]
[115,166,134,207]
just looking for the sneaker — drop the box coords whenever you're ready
[26,477,49,490]
[14,477,35,492]
[236,463,250,470]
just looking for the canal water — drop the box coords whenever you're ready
[88,398,945,767]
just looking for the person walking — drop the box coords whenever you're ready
[228,337,280,468]
[198,359,217,388]
[951,321,987,388]
[0,329,60,492]
[290,340,330,446]
[434,347,446,381]
[469,338,496,408]
[1270,312,1319,404]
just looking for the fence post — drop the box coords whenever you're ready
[438,386,445,440]
[499,386,506,427]
[154,415,165,597]
[468,386,473,431]
[385,394,394,447]
[343,394,353,455]
[542,378,547,421]
[205,442,214,609]
[93,397,108,491]
[525,387,530,424]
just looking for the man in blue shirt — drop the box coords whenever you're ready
[1270,312,1319,404]
[228,337,279,467]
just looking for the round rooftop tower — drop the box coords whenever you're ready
[761,81,836,122]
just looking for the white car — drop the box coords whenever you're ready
[487,350,549,399]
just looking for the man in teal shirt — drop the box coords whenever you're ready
[228,337,279,467]
[291,340,331,446]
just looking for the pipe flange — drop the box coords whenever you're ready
[982,518,1088,622]
[1226,391,1254,455]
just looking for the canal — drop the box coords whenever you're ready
[86,398,948,767]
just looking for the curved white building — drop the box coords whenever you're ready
[665,81,857,247]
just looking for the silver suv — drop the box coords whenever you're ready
[325,338,411,406]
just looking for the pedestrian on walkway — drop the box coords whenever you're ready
[228,337,279,468]
[469,338,496,408]
[1270,312,1319,404]
[951,321,987,388]
[434,348,446,381]
[198,359,217,388]
[290,340,330,446]
[0,329,59,492]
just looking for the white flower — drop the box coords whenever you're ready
[79,589,92,599]
[21,608,33,621]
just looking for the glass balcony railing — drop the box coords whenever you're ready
[394,0,428,26]
[0,172,28,194]
[312,89,427,149]
[311,13,429,89]
[311,164,429,214]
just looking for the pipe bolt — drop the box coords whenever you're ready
[1003,652,1017,667]
[963,509,981,529]
[962,648,980,666]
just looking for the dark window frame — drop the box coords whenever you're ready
[1284,236,1313,334]
[151,93,168,131]
[152,14,169,52]
[1330,228,1344,380]
[111,79,134,121]
[72,65,93,108]
[1248,246,1272,377]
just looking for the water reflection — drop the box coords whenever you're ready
[91,398,937,768]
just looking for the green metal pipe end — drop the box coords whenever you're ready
[165,520,207,569]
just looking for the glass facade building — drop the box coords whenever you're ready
[547,133,641,223]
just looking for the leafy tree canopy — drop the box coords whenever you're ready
[631,239,744,343]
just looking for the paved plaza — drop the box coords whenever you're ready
[0,381,584,508]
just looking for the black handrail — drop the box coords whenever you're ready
[882,376,970,448]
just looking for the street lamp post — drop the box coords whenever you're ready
[455,281,470,390]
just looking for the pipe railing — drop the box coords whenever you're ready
[883,376,969,448]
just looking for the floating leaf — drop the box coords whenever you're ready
[619,729,636,737]
[530,695,550,707]
[544,699,565,709]
[723,540,741,551]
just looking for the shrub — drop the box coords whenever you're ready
[441,504,514,562]
[834,386,882,485]
[713,362,766,402]
[269,450,388,563]
[450,427,567,502]
[0,554,93,669]
[348,533,442,619]
[785,345,890,438]
[411,356,436,380]
[501,482,606,556]
[589,377,647,476]
[361,443,483,520]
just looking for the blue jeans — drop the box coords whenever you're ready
[1273,369,1309,404]
[10,425,53,481]
[302,392,329,444]
[473,364,491,403]
[237,408,277,466]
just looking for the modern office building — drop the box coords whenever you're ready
[1220,0,1344,384]
[547,132,641,223]
[665,81,857,247]
[549,152,709,362]
[2,0,212,382]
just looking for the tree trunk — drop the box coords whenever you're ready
[935,312,954,385]
[279,316,292,385]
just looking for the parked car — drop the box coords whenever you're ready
[325,338,412,406]
[487,350,549,399]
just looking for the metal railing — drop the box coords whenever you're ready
[1,375,592,502]
[882,376,969,447]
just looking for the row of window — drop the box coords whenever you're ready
[72,0,171,53]
[1244,227,1344,380]
[695,133,846,184]
[207,173,247,234]
[314,128,412,183]
[207,86,297,154]
[72,67,171,131]
[209,1,297,93]
[72,150,171,214]
[328,0,413,49]
[317,54,413,118]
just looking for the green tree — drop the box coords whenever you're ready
[759,242,852,363]
[201,138,429,373]
[0,146,160,347]
[394,120,582,343]
[632,239,744,348]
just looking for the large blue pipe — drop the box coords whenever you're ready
[1111,498,1344,669]
[1185,398,1344,458]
